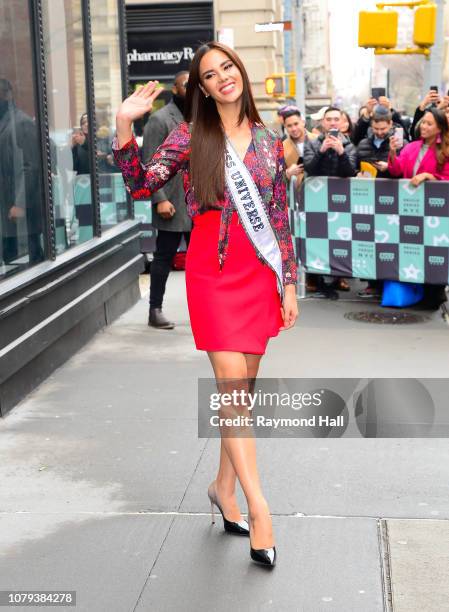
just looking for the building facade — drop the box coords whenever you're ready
[301,0,332,110]
[125,0,214,99]
[125,0,287,124]
[0,0,142,415]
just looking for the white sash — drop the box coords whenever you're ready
[225,139,284,300]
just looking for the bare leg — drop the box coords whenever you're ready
[212,353,263,522]
[208,350,274,549]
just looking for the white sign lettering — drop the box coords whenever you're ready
[127,47,195,66]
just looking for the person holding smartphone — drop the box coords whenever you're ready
[303,107,357,292]
[303,106,357,178]
[357,110,404,179]
[410,88,449,141]
[353,94,409,145]
[388,107,449,310]
[388,107,449,183]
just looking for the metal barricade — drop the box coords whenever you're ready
[289,175,307,299]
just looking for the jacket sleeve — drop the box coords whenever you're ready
[303,139,323,175]
[142,112,169,204]
[388,143,409,177]
[112,122,190,200]
[353,116,370,145]
[392,110,410,141]
[337,143,357,177]
[356,139,370,167]
[410,107,425,141]
[271,138,297,286]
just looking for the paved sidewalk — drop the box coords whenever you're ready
[0,272,448,611]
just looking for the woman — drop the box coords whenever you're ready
[410,90,449,141]
[71,113,90,175]
[388,107,449,309]
[113,42,298,567]
[388,107,449,184]
[339,110,354,142]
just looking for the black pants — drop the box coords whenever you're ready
[149,230,190,309]
[2,234,44,265]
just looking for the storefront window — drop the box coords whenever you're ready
[42,0,94,254]
[91,0,129,231]
[0,1,46,281]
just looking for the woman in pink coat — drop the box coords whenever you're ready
[388,107,449,184]
[388,107,449,309]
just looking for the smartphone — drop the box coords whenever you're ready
[328,128,339,138]
[430,85,438,92]
[297,156,304,165]
[394,127,404,148]
[371,87,386,99]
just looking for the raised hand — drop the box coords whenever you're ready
[366,97,377,115]
[437,95,449,110]
[117,81,163,123]
[420,90,440,111]
[328,135,344,155]
[378,95,392,110]
[116,81,164,147]
[389,135,399,155]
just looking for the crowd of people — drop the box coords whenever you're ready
[278,90,449,309]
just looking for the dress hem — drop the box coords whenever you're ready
[193,329,281,355]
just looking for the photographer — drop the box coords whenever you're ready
[410,89,449,141]
[353,94,409,145]
[357,109,404,179]
[303,107,356,292]
[303,107,357,178]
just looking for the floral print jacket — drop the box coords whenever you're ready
[112,121,297,285]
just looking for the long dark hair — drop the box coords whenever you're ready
[184,42,263,208]
[340,110,354,140]
[422,107,449,168]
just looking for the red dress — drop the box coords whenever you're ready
[186,210,283,354]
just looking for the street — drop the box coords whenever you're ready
[1,272,449,611]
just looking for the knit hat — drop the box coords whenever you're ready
[278,104,301,118]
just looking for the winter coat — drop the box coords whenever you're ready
[356,127,403,178]
[388,138,449,180]
[142,100,192,232]
[353,110,409,146]
[303,133,357,177]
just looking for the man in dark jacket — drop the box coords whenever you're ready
[0,78,44,268]
[357,111,404,178]
[303,107,357,178]
[353,96,409,145]
[142,71,192,329]
[356,110,405,298]
[303,107,357,293]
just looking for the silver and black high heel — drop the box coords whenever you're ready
[250,546,276,567]
[208,483,249,536]
[249,516,277,567]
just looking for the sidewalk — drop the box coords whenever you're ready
[1,272,448,612]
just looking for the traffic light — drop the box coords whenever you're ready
[413,4,437,47]
[358,10,398,48]
[265,76,284,96]
[288,75,296,98]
